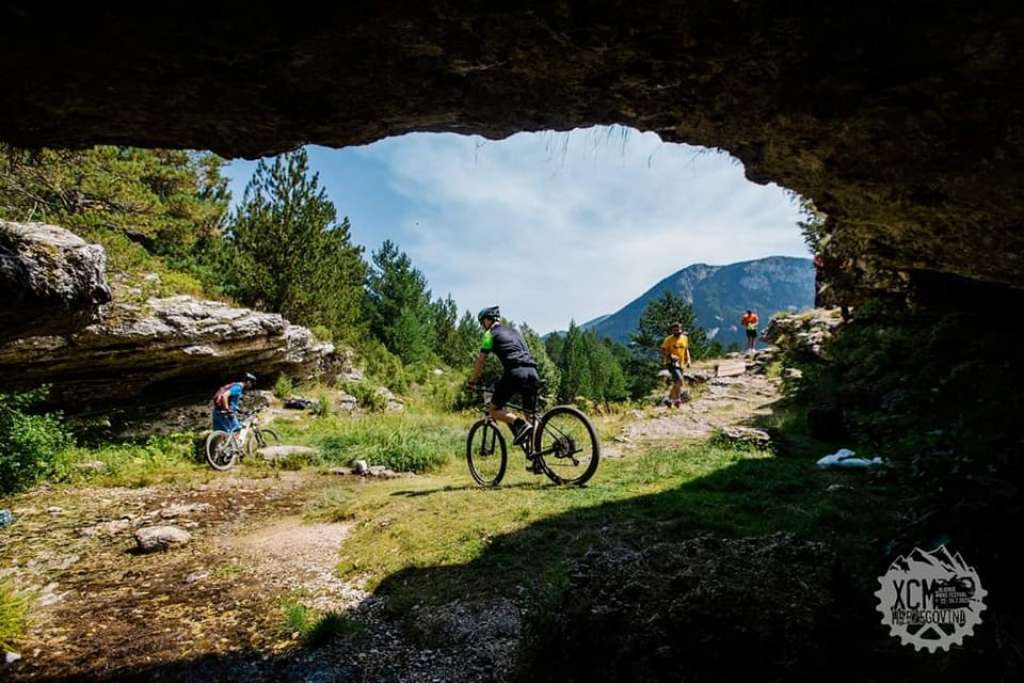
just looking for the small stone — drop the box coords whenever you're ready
[782,367,803,380]
[184,570,210,585]
[134,526,192,552]
[330,467,354,476]
[46,506,64,516]
[74,460,107,473]
[5,651,22,665]
[368,465,387,476]
[352,460,369,475]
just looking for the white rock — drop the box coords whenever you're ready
[258,445,318,461]
[5,651,22,664]
[134,526,192,552]
[159,503,211,519]
[352,460,369,475]
[46,506,63,516]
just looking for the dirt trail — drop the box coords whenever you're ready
[1,360,783,681]
[607,359,781,455]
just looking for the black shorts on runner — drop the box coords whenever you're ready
[745,328,757,339]
[491,366,539,412]
[668,364,684,382]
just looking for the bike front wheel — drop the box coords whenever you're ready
[532,406,600,486]
[205,430,238,471]
[467,419,507,487]
[246,428,281,458]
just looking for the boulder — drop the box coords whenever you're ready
[0,221,111,343]
[134,526,192,552]
[336,393,358,412]
[763,310,843,360]
[258,445,318,462]
[376,386,406,412]
[352,459,369,475]
[714,426,772,448]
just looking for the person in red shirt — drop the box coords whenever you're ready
[740,310,759,352]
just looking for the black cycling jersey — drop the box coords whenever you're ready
[480,323,537,371]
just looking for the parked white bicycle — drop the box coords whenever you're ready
[204,411,280,471]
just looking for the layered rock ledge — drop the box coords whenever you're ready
[0,295,336,410]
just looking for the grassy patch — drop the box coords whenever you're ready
[314,441,901,615]
[55,433,203,488]
[279,601,364,647]
[0,581,28,651]
[272,413,464,474]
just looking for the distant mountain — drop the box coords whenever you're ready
[581,256,815,346]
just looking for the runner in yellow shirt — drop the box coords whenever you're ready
[660,322,691,407]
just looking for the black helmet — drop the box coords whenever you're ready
[477,305,500,324]
[244,372,257,383]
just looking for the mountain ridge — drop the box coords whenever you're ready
[579,256,815,345]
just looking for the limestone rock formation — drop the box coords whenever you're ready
[1,6,1022,301]
[0,221,111,343]
[763,309,843,360]
[0,295,338,411]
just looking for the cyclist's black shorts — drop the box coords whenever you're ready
[668,364,684,382]
[746,328,757,339]
[492,366,539,413]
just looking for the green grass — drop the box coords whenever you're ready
[55,433,204,488]
[272,413,465,473]
[313,440,902,614]
[0,581,28,650]
[279,601,364,647]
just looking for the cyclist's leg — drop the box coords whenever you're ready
[488,371,519,427]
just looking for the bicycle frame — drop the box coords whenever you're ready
[479,399,577,461]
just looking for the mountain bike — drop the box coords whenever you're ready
[205,411,280,471]
[466,387,600,487]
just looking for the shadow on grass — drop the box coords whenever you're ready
[374,446,903,615]
[390,481,553,497]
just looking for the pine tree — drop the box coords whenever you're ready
[364,240,436,364]
[224,149,366,337]
[558,322,594,403]
[431,294,460,366]
[633,290,711,359]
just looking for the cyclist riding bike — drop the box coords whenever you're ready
[466,305,542,472]
[212,373,257,434]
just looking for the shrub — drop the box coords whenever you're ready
[312,393,332,418]
[0,389,71,494]
[273,374,295,400]
[343,382,387,412]
[310,325,334,343]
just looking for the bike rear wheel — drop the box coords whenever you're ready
[467,419,507,487]
[533,405,600,486]
[205,430,238,471]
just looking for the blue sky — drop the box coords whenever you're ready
[222,126,807,334]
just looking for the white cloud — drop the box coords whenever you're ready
[356,126,806,333]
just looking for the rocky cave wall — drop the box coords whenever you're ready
[2,2,1023,302]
